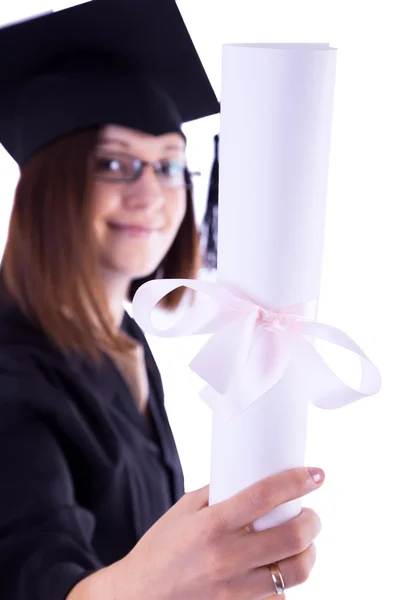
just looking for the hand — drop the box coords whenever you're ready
[111,467,324,599]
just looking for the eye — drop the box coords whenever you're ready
[95,157,120,171]
[159,160,185,177]
[95,155,131,178]
[108,159,121,172]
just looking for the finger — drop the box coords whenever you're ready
[246,543,317,598]
[212,467,324,531]
[243,507,321,569]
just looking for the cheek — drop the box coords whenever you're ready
[165,192,187,234]
[91,184,120,223]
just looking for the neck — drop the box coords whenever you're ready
[100,270,131,328]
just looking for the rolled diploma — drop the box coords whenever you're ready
[209,43,337,530]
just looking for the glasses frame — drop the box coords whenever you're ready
[93,148,201,189]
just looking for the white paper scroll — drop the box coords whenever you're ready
[210,43,337,528]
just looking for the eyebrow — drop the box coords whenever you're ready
[99,138,185,152]
[99,138,130,148]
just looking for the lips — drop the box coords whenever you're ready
[107,222,161,236]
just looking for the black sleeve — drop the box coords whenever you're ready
[0,373,103,599]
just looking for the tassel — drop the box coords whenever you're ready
[200,134,219,270]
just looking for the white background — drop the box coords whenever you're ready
[1,1,399,598]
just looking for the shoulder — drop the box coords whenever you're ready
[0,295,92,421]
[0,294,67,371]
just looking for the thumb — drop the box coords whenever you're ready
[176,485,210,513]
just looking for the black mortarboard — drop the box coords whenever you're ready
[0,0,219,166]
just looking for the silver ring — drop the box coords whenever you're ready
[268,562,285,595]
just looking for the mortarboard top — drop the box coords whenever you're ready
[0,0,219,166]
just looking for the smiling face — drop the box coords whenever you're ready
[91,124,187,285]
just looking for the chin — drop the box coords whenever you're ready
[101,247,169,282]
[123,260,161,281]
[129,268,157,281]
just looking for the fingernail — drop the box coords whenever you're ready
[308,468,325,485]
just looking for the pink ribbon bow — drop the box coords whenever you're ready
[131,278,382,421]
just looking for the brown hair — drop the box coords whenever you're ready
[2,127,200,360]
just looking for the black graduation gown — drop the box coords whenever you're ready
[0,298,185,599]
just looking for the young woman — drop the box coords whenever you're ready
[0,2,324,599]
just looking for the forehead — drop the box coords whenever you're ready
[99,124,186,151]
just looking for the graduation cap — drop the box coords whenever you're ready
[0,0,220,166]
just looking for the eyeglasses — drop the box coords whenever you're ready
[93,149,200,189]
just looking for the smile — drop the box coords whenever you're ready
[107,222,161,237]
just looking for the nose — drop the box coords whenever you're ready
[122,165,164,210]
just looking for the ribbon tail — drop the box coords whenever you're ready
[295,322,382,408]
[190,311,258,395]
[198,328,293,420]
